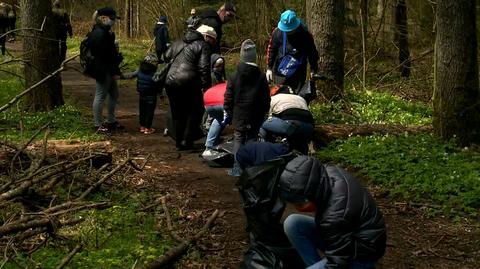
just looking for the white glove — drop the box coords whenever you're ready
[266,69,273,83]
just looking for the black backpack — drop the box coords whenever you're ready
[79,32,96,78]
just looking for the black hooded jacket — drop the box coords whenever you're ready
[197,9,222,53]
[224,62,270,131]
[164,29,211,91]
[280,156,387,269]
[89,23,121,79]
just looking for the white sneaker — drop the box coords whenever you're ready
[201,149,215,157]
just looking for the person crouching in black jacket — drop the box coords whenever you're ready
[279,155,387,269]
[164,25,213,150]
[223,39,271,176]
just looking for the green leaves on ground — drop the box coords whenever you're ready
[10,197,175,268]
[310,89,432,125]
[317,134,480,216]
[0,105,101,141]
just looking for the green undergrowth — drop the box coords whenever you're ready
[6,193,178,268]
[310,88,432,125]
[0,104,101,141]
[317,134,480,217]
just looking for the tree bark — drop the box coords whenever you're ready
[307,0,345,101]
[21,0,64,111]
[360,0,369,86]
[394,0,410,77]
[434,0,480,145]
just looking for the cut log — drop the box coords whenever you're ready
[28,140,113,155]
[313,124,433,147]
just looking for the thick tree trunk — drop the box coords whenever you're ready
[434,0,480,145]
[395,0,410,77]
[21,0,64,111]
[307,0,345,101]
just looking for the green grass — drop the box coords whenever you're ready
[311,84,479,217]
[317,134,480,216]
[310,88,432,125]
[0,104,101,141]
[6,193,176,268]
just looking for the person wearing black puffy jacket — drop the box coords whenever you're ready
[164,25,213,150]
[279,155,387,269]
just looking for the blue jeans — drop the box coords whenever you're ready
[284,214,377,269]
[260,117,314,154]
[93,73,119,127]
[205,105,225,148]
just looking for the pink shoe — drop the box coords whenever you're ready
[139,126,147,133]
[143,128,156,134]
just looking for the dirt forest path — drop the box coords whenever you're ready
[61,61,479,269]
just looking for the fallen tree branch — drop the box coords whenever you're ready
[0,155,97,202]
[0,17,46,40]
[10,122,50,175]
[313,123,433,148]
[55,244,82,269]
[0,218,55,237]
[76,158,131,200]
[48,202,111,217]
[161,196,183,243]
[0,54,79,113]
[143,209,220,269]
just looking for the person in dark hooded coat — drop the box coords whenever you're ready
[153,15,169,63]
[279,155,387,269]
[164,25,213,150]
[195,2,236,53]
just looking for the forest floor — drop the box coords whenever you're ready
[60,59,479,268]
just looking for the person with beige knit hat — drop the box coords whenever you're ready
[196,24,217,47]
[223,39,271,176]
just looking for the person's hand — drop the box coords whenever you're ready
[222,112,232,126]
[266,69,273,83]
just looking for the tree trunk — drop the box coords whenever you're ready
[360,0,368,86]
[21,0,64,111]
[434,0,480,145]
[394,0,410,77]
[124,0,131,38]
[376,0,385,20]
[307,0,345,101]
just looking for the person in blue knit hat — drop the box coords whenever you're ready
[266,10,319,94]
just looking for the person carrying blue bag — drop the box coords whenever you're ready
[266,10,319,94]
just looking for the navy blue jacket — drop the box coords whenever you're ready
[123,62,159,96]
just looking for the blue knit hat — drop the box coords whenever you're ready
[277,10,300,32]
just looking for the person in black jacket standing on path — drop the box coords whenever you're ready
[153,15,169,63]
[52,0,73,62]
[196,2,236,53]
[279,155,387,269]
[90,7,123,133]
[164,25,214,150]
[223,39,271,176]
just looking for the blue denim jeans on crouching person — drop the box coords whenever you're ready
[283,214,377,269]
[205,105,225,148]
[259,117,314,154]
[93,73,119,127]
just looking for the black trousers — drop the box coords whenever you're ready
[59,39,67,62]
[139,94,157,128]
[165,85,204,148]
[0,34,5,55]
